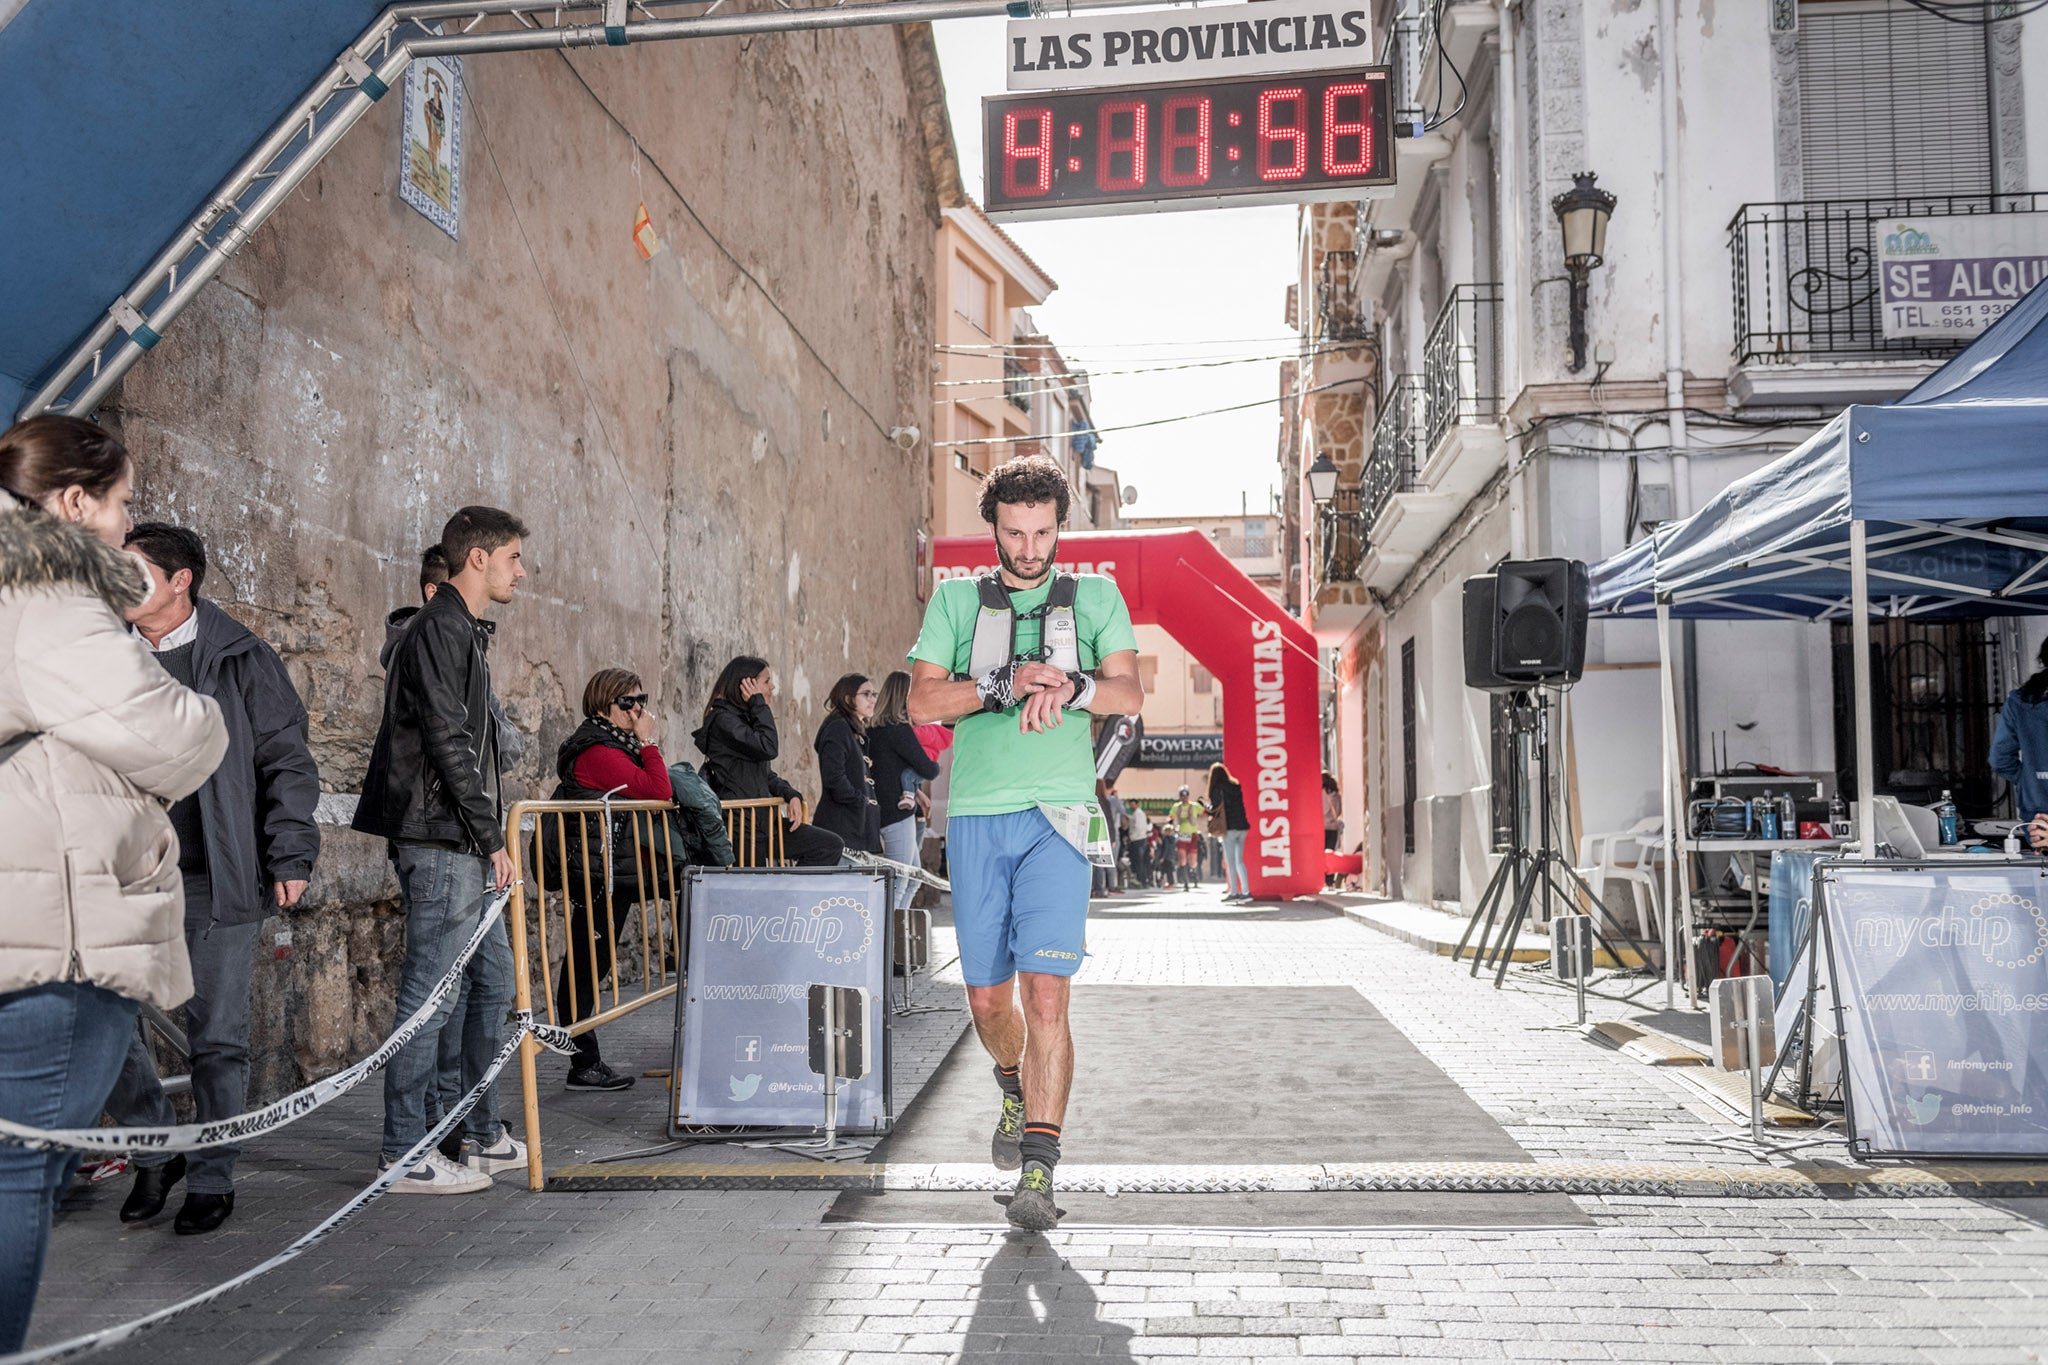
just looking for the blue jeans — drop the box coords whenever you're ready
[879,817,919,913]
[381,842,510,1160]
[1223,830,1250,897]
[0,982,140,1351]
[104,876,261,1194]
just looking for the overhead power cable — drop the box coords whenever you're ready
[1901,0,2048,23]
[931,345,1350,389]
[932,379,1356,448]
[937,331,1302,349]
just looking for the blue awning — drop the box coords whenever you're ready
[0,1,385,419]
[1590,279,2048,621]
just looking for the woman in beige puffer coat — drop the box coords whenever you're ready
[0,415,227,1352]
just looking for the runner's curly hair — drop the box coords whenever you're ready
[979,455,1070,525]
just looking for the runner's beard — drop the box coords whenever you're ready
[998,536,1056,587]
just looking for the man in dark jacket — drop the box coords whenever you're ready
[353,506,527,1194]
[107,525,320,1234]
[383,545,524,772]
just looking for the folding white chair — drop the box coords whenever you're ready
[1575,815,1663,940]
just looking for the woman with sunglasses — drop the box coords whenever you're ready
[548,669,670,1091]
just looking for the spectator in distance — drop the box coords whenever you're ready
[353,505,529,1193]
[691,655,842,868]
[869,671,940,910]
[813,673,883,855]
[0,416,227,1350]
[104,524,320,1235]
[548,668,672,1093]
[1206,761,1251,903]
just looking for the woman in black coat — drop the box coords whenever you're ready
[689,655,842,867]
[812,673,882,854]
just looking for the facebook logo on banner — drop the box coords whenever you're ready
[736,1036,761,1064]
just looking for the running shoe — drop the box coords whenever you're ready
[991,1092,1026,1170]
[379,1151,492,1195]
[1005,1161,1060,1231]
[566,1059,636,1090]
[462,1122,529,1175]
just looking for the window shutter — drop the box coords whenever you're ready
[1798,0,1990,200]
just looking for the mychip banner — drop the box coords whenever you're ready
[1820,861,2048,1157]
[672,867,892,1133]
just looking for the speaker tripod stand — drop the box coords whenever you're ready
[1453,690,1658,995]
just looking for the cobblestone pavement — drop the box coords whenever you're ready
[26,884,2048,1364]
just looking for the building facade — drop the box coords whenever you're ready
[1286,0,2048,905]
[930,202,1119,544]
[101,25,960,1098]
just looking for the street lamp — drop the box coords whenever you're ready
[1306,451,1340,504]
[1550,172,1617,373]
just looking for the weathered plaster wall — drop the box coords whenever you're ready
[107,28,946,1099]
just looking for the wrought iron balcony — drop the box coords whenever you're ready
[1003,356,1032,412]
[1318,487,1367,587]
[1318,250,1372,344]
[1423,284,1503,452]
[1364,374,1425,533]
[1728,193,2042,365]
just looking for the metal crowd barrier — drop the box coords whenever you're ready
[503,794,802,1190]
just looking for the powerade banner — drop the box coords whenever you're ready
[1134,732,1223,769]
[1820,861,2048,1157]
[672,868,891,1132]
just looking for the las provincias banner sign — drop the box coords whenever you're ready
[1006,0,1374,92]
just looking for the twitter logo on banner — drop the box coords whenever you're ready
[1905,1091,1943,1125]
[729,1074,762,1101]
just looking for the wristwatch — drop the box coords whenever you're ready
[1064,670,1097,710]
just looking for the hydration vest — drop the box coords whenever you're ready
[955,571,1082,683]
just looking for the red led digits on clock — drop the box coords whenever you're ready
[1321,82,1374,176]
[1256,87,1307,182]
[1159,96,1211,188]
[1096,98,1148,193]
[1003,107,1053,198]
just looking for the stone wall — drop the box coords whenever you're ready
[107,27,950,1102]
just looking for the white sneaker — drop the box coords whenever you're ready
[463,1123,528,1175]
[380,1150,492,1194]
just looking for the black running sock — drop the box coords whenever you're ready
[1019,1122,1063,1171]
[995,1064,1023,1100]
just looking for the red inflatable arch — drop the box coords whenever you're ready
[933,528,1326,900]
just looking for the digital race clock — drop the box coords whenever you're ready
[982,67,1395,222]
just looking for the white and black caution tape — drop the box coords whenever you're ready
[0,890,514,1157]
[2,1020,534,1365]
[840,849,949,893]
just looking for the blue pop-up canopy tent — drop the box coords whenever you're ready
[1586,279,2048,1004]
[1592,278,2048,623]
[0,1,388,421]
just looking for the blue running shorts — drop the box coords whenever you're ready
[947,808,1092,987]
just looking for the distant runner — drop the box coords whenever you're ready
[1167,785,1206,891]
[907,456,1141,1231]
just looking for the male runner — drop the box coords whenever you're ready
[1167,785,1206,891]
[907,456,1141,1231]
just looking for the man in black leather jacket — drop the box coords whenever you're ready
[353,505,528,1194]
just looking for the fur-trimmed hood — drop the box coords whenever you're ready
[0,492,149,616]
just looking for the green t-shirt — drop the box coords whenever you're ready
[908,573,1138,817]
